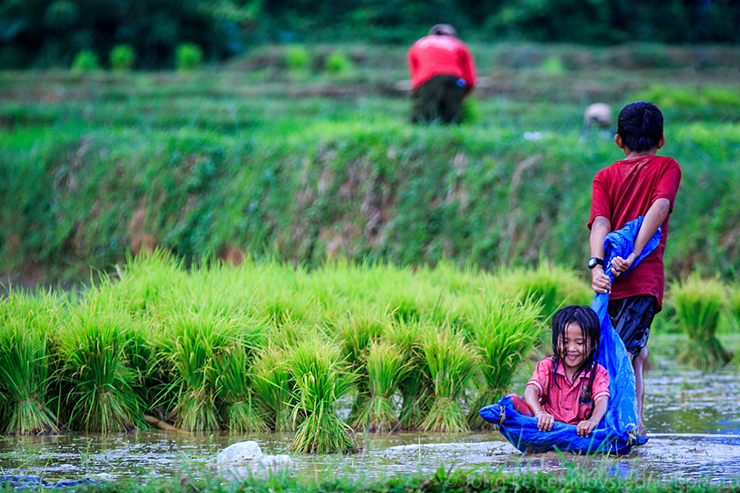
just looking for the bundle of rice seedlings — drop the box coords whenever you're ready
[0,292,58,434]
[163,310,234,432]
[384,321,429,429]
[493,263,590,322]
[251,345,295,432]
[58,297,143,433]
[351,341,410,432]
[333,311,385,419]
[728,285,740,332]
[671,275,732,368]
[465,297,542,428]
[215,345,269,434]
[102,250,186,316]
[286,339,358,454]
[419,326,479,433]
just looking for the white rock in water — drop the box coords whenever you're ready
[258,454,291,466]
[217,441,264,464]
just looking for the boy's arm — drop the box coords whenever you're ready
[589,216,612,294]
[611,198,671,276]
[576,395,609,437]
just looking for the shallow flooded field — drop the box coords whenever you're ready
[2,361,739,484]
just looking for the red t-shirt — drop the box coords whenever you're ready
[588,155,682,310]
[527,356,610,425]
[407,35,476,92]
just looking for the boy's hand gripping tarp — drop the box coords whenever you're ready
[479,217,658,454]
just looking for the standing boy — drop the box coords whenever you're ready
[587,101,681,435]
[407,24,476,124]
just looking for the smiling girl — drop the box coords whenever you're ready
[511,305,610,438]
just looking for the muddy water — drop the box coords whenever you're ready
[1,369,739,484]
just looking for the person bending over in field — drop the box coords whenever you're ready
[510,305,610,437]
[588,101,681,435]
[407,24,476,124]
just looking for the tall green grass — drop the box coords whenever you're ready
[351,341,410,432]
[0,291,58,434]
[466,297,542,428]
[215,345,269,433]
[162,309,235,431]
[384,321,429,429]
[419,327,479,432]
[671,275,732,368]
[251,344,295,432]
[57,294,143,432]
[286,339,358,454]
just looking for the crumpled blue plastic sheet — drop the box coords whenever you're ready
[0,475,104,490]
[479,217,658,455]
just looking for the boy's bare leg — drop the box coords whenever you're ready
[632,346,649,435]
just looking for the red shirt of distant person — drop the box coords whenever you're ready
[407,34,476,93]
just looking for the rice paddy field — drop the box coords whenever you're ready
[1,43,740,489]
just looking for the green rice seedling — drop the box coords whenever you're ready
[110,44,135,72]
[71,50,100,72]
[324,51,355,75]
[162,309,235,432]
[727,285,740,332]
[333,311,386,419]
[465,297,542,428]
[100,250,186,317]
[285,45,311,74]
[493,262,590,348]
[384,321,429,429]
[176,43,203,72]
[671,275,732,368]
[215,345,269,434]
[351,341,410,432]
[286,339,358,454]
[251,344,295,432]
[0,291,59,434]
[57,295,143,433]
[419,326,479,433]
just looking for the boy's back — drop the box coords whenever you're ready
[587,100,682,435]
[589,154,681,309]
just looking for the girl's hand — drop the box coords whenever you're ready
[576,419,598,437]
[535,411,554,432]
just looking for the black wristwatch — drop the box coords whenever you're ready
[588,257,604,270]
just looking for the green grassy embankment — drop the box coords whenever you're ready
[1,43,739,285]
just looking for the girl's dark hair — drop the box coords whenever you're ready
[617,101,664,153]
[549,305,601,416]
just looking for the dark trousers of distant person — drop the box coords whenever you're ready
[411,75,467,124]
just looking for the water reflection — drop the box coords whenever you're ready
[1,369,739,482]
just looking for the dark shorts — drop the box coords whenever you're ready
[607,295,657,355]
[411,74,467,124]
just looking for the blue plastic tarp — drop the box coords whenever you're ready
[479,217,658,455]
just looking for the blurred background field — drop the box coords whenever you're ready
[1,41,739,285]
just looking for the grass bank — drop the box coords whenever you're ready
[1,44,739,285]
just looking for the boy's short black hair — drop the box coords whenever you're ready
[617,101,664,153]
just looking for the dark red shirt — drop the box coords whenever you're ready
[588,155,682,311]
[407,35,476,92]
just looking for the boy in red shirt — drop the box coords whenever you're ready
[588,101,682,435]
[407,24,476,124]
